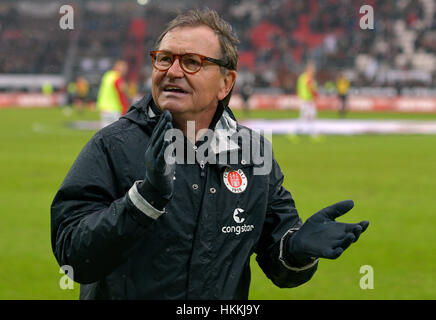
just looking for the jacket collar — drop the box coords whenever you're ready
[210,108,239,154]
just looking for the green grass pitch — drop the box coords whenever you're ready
[0,107,435,299]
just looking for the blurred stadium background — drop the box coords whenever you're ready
[0,0,435,299]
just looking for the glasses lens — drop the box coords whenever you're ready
[154,52,173,69]
[181,54,202,72]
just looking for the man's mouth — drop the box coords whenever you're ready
[163,86,188,94]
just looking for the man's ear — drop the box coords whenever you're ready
[218,70,237,102]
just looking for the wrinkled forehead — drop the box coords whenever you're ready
[158,26,222,58]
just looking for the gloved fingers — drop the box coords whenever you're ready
[154,141,167,172]
[352,226,363,242]
[151,112,167,142]
[152,130,165,159]
[153,122,173,159]
[150,110,172,146]
[343,222,362,235]
[322,247,344,259]
[162,159,176,177]
[337,233,356,250]
[342,220,369,232]
[155,128,173,172]
[318,200,354,221]
[353,220,369,242]
[330,239,344,250]
[359,220,370,232]
[329,232,355,250]
[342,221,369,242]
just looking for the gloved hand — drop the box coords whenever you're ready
[137,110,175,211]
[287,200,369,263]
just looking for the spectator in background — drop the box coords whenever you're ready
[66,80,77,108]
[75,76,90,112]
[41,82,53,96]
[296,61,319,139]
[96,60,130,128]
[336,72,350,118]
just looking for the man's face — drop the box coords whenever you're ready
[151,26,235,118]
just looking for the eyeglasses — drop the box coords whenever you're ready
[150,50,232,74]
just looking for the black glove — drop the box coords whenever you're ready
[137,110,175,211]
[286,200,369,263]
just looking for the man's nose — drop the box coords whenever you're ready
[166,57,184,78]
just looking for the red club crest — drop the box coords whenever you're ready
[223,168,247,193]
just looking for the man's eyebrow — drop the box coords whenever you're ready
[157,49,189,55]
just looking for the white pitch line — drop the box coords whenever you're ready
[239,119,436,135]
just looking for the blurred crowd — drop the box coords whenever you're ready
[1,0,436,96]
[0,5,68,74]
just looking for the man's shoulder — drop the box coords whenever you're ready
[96,95,154,141]
[235,123,272,147]
[94,117,144,143]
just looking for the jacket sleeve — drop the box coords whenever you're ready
[255,154,318,288]
[51,133,162,284]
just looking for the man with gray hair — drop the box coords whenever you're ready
[51,9,369,300]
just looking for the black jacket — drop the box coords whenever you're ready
[51,95,318,300]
